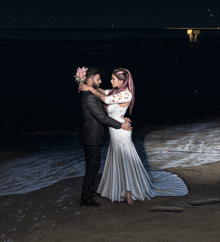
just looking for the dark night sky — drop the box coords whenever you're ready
[0,0,220,28]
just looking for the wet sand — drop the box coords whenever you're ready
[1,161,220,242]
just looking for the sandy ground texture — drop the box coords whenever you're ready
[0,160,220,242]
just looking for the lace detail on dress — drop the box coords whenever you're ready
[104,89,132,104]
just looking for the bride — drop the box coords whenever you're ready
[79,67,188,204]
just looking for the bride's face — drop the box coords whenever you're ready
[111,74,123,89]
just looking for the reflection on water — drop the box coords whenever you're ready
[144,121,220,170]
[187,29,200,42]
[166,28,220,42]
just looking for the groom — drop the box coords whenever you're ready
[78,68,132,206]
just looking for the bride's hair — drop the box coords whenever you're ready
[85,68,104,82]
[104,67,135,115]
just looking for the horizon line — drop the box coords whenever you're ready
[1,27,220,31]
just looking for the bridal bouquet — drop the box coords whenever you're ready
[74,67,88,85]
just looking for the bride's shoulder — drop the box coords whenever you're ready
[122,88,131,95]
[105,89,111,95]
[116,89,132,99]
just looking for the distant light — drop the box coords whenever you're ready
[195,90,197,93]
[208,9,210,11]
[210,14,213,16]
[112,25,114,27]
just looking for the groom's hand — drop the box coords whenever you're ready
[124,117,132,123]
[121,121,133,131]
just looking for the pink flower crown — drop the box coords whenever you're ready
[74,67,88,84]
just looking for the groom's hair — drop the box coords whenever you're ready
[86,68,104,82]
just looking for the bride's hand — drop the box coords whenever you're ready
[124,117,132,123]
[78,83,91,92]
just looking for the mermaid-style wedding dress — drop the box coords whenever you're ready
[97,89,188,202]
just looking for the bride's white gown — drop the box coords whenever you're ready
[97,89,188,202]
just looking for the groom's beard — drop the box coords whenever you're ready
[92,81,99,89]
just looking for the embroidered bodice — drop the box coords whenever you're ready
[104,89,132,123]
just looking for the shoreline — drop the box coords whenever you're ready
[1,119,219,166]
[1,115,219,158]
[1,161,220,241]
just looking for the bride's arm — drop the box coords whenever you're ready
[78,84,107,96]
[79,84,108,102]
[89,87,132,104]
[78,84,131,104]
[89,87,107,102]
[96,88,105,94]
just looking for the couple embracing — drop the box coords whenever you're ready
[77,67,188,207]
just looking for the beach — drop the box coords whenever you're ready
[1,29,220,241]
[1,157,220,242]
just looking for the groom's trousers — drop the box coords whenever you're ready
[81,145,101,202]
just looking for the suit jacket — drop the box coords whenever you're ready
[79,91,122,146]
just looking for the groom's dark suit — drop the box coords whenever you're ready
[80,91,122,203]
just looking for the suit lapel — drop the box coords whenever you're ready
[90,91,104,111]
[84,91,105,111]
[97,97,105,111]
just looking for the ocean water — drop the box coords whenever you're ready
[0,134,148,196]
[1,121,220,196]
[145,121,220,169]
[1,29,220,196]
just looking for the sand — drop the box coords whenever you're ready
[1,159,220,242]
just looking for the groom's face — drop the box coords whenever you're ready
[92,74,102,89]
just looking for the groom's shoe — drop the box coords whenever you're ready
[92,192,101,197]
[80,199,100,207]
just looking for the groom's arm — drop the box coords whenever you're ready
[87,95,122,129]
